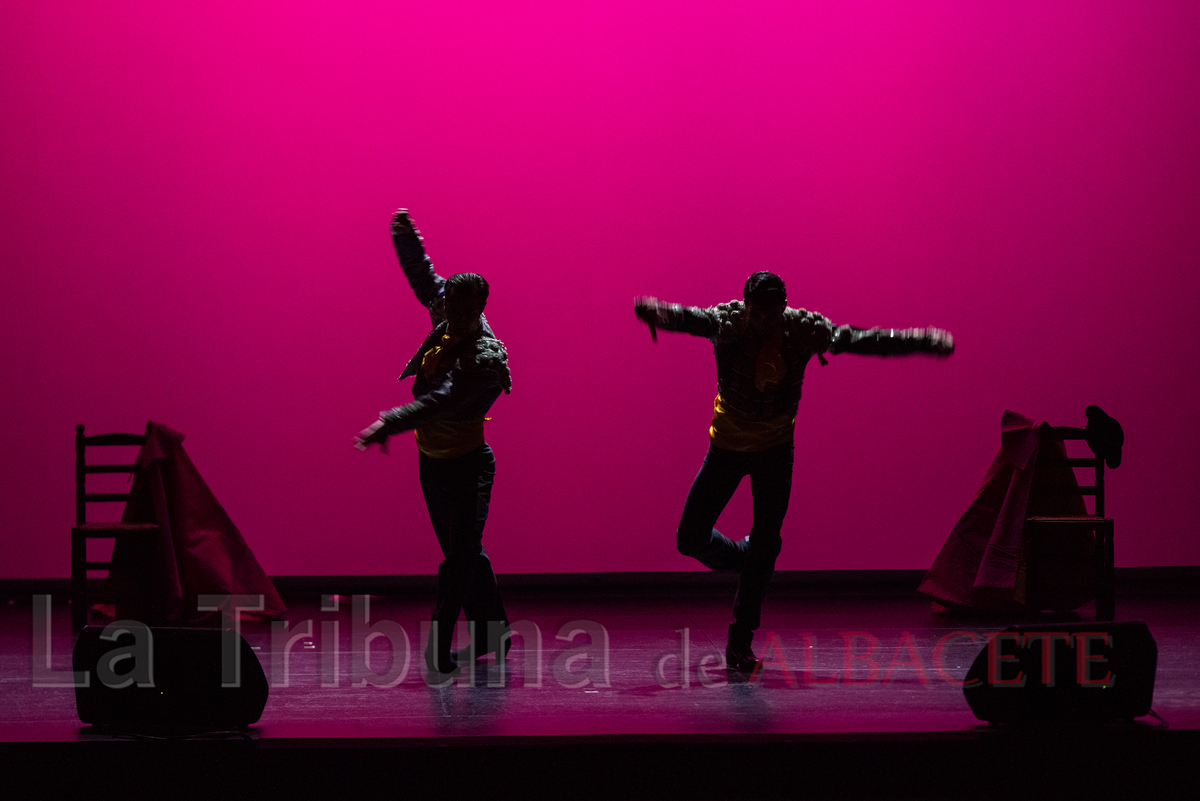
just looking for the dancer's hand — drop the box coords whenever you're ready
[633,296,661,323]
[353,420,390,451]
[633,297,663,342]
[391,208,415,235]
[925,328,954,356]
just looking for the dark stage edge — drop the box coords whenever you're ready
[5,729,1200,800]
[3,572,1200,799]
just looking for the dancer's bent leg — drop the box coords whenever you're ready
[676,444,751,571]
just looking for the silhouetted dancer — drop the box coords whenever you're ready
[634,272,954,671]
[355,209,512,676]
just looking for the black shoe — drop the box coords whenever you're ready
[725,621,761,673]
[453,635,512,663]
[725,641,762,673]
[424,644,460,676]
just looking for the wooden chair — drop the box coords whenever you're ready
[70,424,160,631]
[1025,406,1123,621]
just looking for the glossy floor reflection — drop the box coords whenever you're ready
[4,576,1200,742]
[5,577,1200,799]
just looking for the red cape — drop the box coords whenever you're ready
[105,421,286,625]
[918,410,1095,613]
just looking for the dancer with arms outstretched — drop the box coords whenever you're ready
[634,272,953,671]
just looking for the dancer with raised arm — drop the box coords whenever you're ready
[355,209,512,676]
[634,272,953,671]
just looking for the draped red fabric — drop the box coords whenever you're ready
[104,421,286,626]
[918,410,1095,614]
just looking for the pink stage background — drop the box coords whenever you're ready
[3,1,1198,578]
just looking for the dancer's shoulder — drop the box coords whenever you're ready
[465,333,512,393]
[785,307,835,349]
[710,300,747,337]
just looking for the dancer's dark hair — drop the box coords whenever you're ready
[446,272,489,308]
[743,271,786,306]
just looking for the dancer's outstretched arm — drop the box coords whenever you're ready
[827,325,954,357]
[633,296,722,339]
[354,332,510,452]
[383,367,503,433]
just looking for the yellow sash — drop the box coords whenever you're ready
[709,395,795,452]
[415,418,486,459]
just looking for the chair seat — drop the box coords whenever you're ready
[1026,514,1115,621]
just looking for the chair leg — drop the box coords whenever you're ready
[71,529,86,631]
[1096,520,1115,621]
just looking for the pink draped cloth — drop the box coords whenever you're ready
[918,410,1095,613]
[105,421,285,626]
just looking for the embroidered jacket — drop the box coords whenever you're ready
[638,298,952,421]
[379,215,511,435]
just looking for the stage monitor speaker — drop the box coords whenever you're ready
[962,620,1156,724]
[73,624,269,729]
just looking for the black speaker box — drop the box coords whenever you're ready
[73,624,269,729]
[962,620,1156,723]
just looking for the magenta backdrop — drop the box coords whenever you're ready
[3,1,1198,578]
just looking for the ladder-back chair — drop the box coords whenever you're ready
[1025,406,1123,621]
[70,424,160,630]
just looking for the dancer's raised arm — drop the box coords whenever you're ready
[391,209,446,324]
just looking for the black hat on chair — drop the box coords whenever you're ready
[1085,405,1123,469]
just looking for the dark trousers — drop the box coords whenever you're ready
[676,441,794,643]
[418,443,508,661]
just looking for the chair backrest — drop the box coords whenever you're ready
[75,424,146,526]
[1043,425,1106,517]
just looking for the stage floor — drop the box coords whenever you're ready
[3,577,1199,798]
